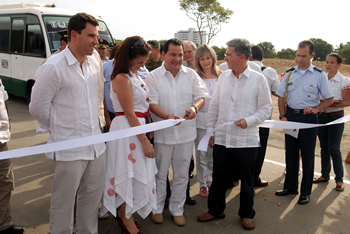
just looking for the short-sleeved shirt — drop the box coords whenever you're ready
[103,59,114,113]
[276,64,334,109]
[145,64,211,144]
[323,71,350,113]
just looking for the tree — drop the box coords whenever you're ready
[335,42,350,55]
[257,41,276,58]
[276,48,296,60]
[179,0,233,45]
[114,39,123,45]
[216,47,226,60]
[310,38,333,61]
[341,45,350,64]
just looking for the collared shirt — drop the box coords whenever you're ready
[251,60,280,120]
[276,64,334,109]
[103,59,114,113]
[29,46,106,161]
[207,66,272,148]
[323,71,350,113]
[183,60,195,70]
[145,64,211,144]
[218,61,262,73]
[0,79,10,143]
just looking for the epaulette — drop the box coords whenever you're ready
[313,66,323,72]
[285,67,295,72]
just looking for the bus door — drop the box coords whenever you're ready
[10,17,25,96]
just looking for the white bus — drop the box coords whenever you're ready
[0,2,114,101]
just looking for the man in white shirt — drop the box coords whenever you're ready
[0,80,25,234]
[29,13,106,234]
[145,38,210,226]
[249,45,280,187]
[218,60,262,73]
[197,38,272,230]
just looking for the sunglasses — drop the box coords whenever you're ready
[131,39,146,50]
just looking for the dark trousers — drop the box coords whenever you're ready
[318,112,344,183]
[254,127,270,185]
[208,145,257,219]
[284,108,318,196]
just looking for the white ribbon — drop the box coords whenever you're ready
[197,114,350,152]
[0,119,185,160]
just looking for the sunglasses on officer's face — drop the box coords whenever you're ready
[131,40,146,50]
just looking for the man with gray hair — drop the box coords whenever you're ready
[183,40,197,69]
[197,38,272,230]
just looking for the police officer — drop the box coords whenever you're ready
[275,40,334,205]
[108,42,115,59]
[145,40,162,71]
[96,38,109,62]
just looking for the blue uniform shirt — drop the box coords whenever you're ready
[276,64,334,109]
[103,59,114,113]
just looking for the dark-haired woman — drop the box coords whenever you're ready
[101,36,156,234]
[313,53,350,192]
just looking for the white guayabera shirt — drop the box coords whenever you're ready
[207,66,272,148]
[29,47,105,161]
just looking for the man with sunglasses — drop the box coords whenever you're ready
[146,38,210,227]
[29,13,106,234]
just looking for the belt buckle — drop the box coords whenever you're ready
[294,109,300,114]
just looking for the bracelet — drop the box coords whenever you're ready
[141,135,147,141]
[166,114,170,119]
[313,108,318,113]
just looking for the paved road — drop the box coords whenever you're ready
[5,95,350,234]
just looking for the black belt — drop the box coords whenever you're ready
[319,110,344,117]
[287,106,305,115]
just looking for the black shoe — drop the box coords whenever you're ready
[189,172,194,179]
[275,189,299,196]
[185,197,196,205]
[164,199,169,209]
[0,225,25,234]
[297,195,310,205]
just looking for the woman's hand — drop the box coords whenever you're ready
[141,138,155,158]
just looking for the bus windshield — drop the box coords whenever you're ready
[43,15,114,54]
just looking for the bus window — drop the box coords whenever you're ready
[97,20,113,43]
[25,24,45,57]
[43,16,70,54]
[10,18,25,54]
[0,16,10,52]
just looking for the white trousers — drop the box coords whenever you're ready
[153,142,193,216]
[50,152,106,234]
[194,128,213,188]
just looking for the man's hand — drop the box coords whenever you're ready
[167,114,181,126]
[183,107,197,120]
[235,118,247,129]
[303,107,317,114]
[208,136,215,148]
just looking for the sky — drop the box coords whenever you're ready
[2,0,349,52]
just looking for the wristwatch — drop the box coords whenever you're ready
[192,105,198,113]
[279,114,286,120]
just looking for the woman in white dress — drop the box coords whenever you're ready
[194,44,222,198]
[101,36,156,234]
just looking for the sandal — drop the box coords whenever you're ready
[115,213,141,228]
[199,186,208,198]
[313,177,329,183]
[335,183,344,192]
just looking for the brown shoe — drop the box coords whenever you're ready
[197,212,225,222]
[345,151,350,164]
[173,215,186,226]
[242,218,255,230]
[313,177,329,183]
[335,183,345,192]
[151,213,163,224]
[255,181,268,187]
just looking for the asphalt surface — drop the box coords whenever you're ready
[6,94,350,234]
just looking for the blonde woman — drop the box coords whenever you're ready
[194,44,222,198]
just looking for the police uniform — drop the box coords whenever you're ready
[275,64,334,197]
[97,39,109,62]
[146,40,162,72]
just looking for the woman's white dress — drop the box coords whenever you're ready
[101,72,157,219]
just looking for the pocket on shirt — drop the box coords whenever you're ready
[304,86,318,100]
